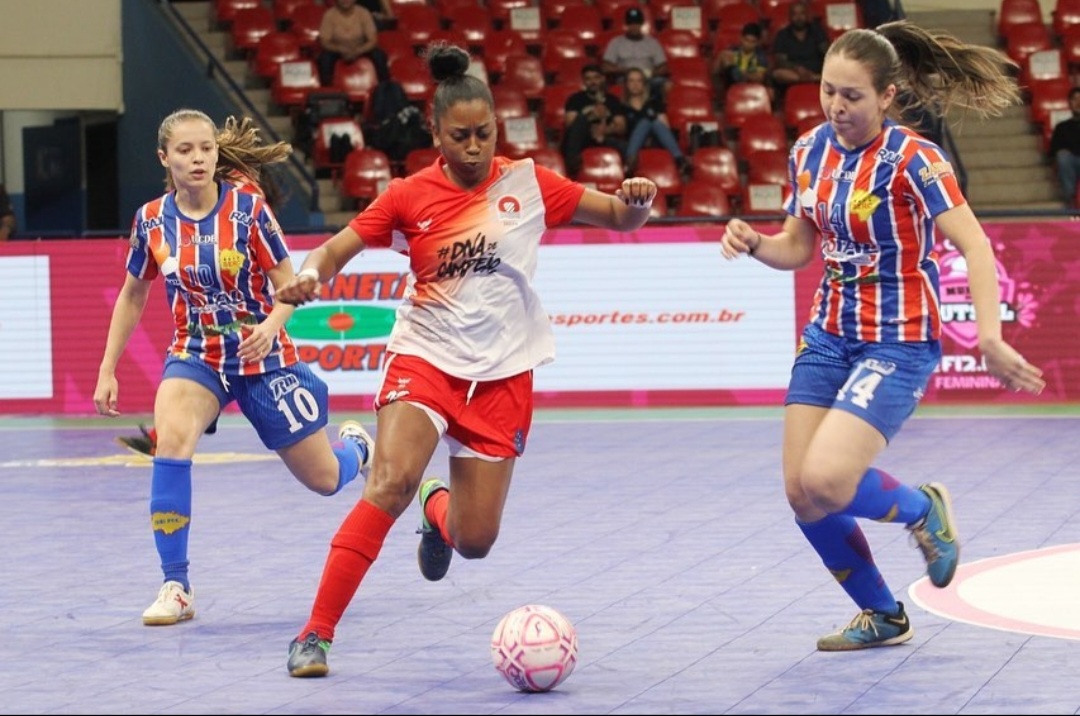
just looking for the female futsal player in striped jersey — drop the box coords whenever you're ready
[93,111,374,627]
[276,43,659,677]
[720,21,1046,650]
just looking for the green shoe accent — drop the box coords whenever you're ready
[416,479,451,582]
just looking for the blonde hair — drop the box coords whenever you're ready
[827,21,1021,121]
[158,110,293,201]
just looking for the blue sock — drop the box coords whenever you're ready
[328,437,369,496]
[150,457,193,592]
[843,467,931,525]
[798,514,898,614]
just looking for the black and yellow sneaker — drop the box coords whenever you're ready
[287,631,331,678]
[416,478,452,582]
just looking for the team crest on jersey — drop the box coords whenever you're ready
[496,195,522,223]
[269,373,300,401]
[850,189,881,222]
[219,248,245,276]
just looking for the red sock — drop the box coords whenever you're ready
[424,487,453,547]
[301,499,395,642]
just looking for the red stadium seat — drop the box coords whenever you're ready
[527,147,568,175]
[998,0,1043,39]
[741,179,787,215]
[404,147,441,175]
[390,55,436,105]
[215,0,262,27]
[334,57,380,110]
[376,30,416,67]
[499,115,548,158]
[737,113,788,161]
[253,31,303,80]
[596,0,652,30]
[1062,25,1080,70]
[576,146,625,192]
[762,0,795,35]
[666,56,714,97]
[723,82,773,132]
[656,28,702,59]
[394,4,443,49]
[435,0,481,16]
[289,3,325,52]
[1023,48,1067,87]
[271,59,321,110]
[445,5,493,51]
[314,118,365,175]
[1005,21,1053,66]
[230,6,276,55]
[689,146,742,199]
[541,83,581,144]
[676,178,734,216]
[745,148,789,185]
[341,148,393,207]
[541,0,589,26]
[558,5,604,49]
[701,0,760,30]
[1029,75,1073,127]
[488,0,533,26]
[491,85,531,123]
[821,1,863,42]
[1054,0,1080,36]
[782,82,825,130]
[507,5,547,48]
[662,2,706,43]
[632,148,683,209]
[481,29,531,79]
[542,30,589,80]
[500,54,546,102]
[273,0,317,26]
[666,86,721,151]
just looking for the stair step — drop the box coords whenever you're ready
[967,180,1060,205]
[966,165,1053,186]
[952,117,1037,138]
[173,0,213,31]
[956,146,1045,169]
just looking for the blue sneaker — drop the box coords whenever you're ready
[909,482,959,588]
[416,479,452,582]
[287,631,331,678]
[817,602,913,651]
[338,420,374,475]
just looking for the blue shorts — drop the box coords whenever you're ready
[162,355,329,450]
[785,323,941,442]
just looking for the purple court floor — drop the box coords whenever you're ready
[1,410,1079,715]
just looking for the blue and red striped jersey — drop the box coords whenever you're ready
[125,180,298,374]
[784,120,966,342]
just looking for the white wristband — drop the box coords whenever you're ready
[297,267,320,282]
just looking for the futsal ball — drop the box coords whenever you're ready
[490,604,579,692]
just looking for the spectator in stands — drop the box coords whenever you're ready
[562,63,629,178]
[317,0,390,87]
[1049,87,1080,209]
[602,7,670,96]
[859,0,900,29]
[712,22,770,96]
[622,67,691,178]
[770,1,830,90]
[0,183,14,241]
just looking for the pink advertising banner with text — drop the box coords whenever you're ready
[0,219,1076,416]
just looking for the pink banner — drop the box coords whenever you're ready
[1,219,1076,415]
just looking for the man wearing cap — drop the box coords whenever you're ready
[601,7,669,95]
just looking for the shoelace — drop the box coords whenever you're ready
[845,610,881,637]
[909,523,941,562]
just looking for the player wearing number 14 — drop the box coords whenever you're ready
[93,109,374,627]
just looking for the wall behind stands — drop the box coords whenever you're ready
[1,220,1077,417]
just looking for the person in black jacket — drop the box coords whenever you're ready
[1049,87,1080,208]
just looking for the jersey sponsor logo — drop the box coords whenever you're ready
[269,372,300,401]
[496,195,522,223]
[876,147,903,165]
[850,189,881,222]
[219,247,245,276]
[180,233,217,246]
[918,161,954,186]
[140,216,164,233]
[229,210,254,227]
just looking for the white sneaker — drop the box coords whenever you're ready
[338,420,374,473]
[142,580,195,626]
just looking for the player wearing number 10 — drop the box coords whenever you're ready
[93,110,374,627]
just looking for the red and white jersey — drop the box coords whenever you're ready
[349,156,585,380]
[126,181,297,374]
[785,120,965,342]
